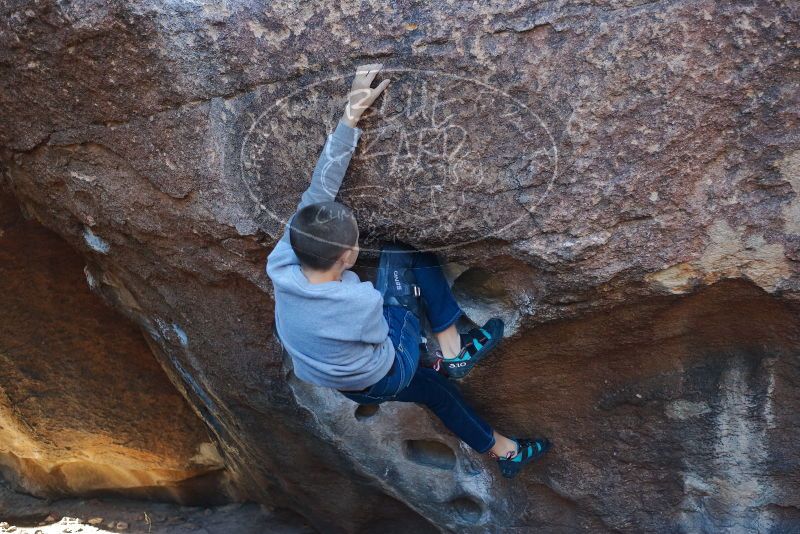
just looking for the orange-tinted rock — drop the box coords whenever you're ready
[0,191,224,502]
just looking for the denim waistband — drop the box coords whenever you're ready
[338,359,397,394]
[339,306,420,398]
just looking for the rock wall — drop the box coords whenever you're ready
[1,0,799,532]
[288,279,800,532]
[0,190,226,503]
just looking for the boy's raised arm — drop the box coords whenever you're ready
[296,120,361,211]
[298,63,389,212]
[267,64,390,268]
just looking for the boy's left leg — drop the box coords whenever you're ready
[402,247,505,379]
[375,243,504,378]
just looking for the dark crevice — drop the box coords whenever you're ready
[449,496,484,524]
[354,404,380,420]
[402,440,456,470]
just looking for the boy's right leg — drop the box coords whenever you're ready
[375,243,462,328]
[392,366,551,477]
[393,365,495,453]
[406,249,463,333]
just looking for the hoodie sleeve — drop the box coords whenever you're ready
[359,290,389,344]
[266,120,362,278]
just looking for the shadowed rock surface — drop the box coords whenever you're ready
[0,191,226,503]
[0,479,315,533]
[1,0,799,532]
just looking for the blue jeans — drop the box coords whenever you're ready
[341,247,496,453]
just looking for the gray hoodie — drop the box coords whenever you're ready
[265,121,394,390]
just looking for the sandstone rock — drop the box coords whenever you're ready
[1,0,799,532]
[0,191,225,502]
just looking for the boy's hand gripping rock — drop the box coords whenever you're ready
[341,63,390,128]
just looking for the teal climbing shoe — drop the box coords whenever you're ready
[495,438,551,479]
[442,318,504,379]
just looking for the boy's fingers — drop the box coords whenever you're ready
[354,63,382,85]
[374,78,390,94]
[362,79,389,109]
[356,63,383,74]
[364,65,383,86]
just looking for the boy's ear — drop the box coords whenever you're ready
[337,247,354,264]
[339,245,358,266]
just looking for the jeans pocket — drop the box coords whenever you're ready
[365,363,398,398]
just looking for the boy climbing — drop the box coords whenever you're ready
[266,64,550,478]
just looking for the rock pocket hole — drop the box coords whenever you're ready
[354,403,380,420]
[451,267,514,330]
[402,440,456,470]
[449,496,484,524]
